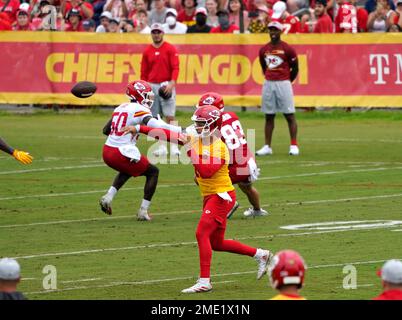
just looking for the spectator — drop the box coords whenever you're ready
[13,10,35,30]
[107,16,121,31]
[268,250,307,300]
[334,0,358,33]
[388,22,401,31]
[0,258,26,300]
[128,0,147,19]
[0,12,12,30]
[103,0,133,19]
[92,0,107,25]
[367,2,389,32]
[163,7,188,33]
[365,0,395,14]
[395,0,402,29]
[65,8,85,31]
[247,9,269,33]
[148,0,167,25]
[96,10,112,32]
[187,6,211,32]
[140,23,181,156]
[312,0,333,33]
[135,8,151,33]
[205,0,219,26]
[0,137,33,164]
[61,0,94,19]
[271,0,301,33]
[83,18,96,31]
[0,0,20,24]
[350,0,369,32]
[210,8,240,32]
[256,21,300,156]
[228,0,250,30]
[120,17,136,31]
[373,259,402,300]
[177,0,197,26]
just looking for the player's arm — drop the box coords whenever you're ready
[288,47,299,83]
[259,48,267,74]
[0,137,33,164]
[102,118,112,136]
[189,151,225,179]
[0,137,14,155]
[122,125,187,145]
[142,115,182,133]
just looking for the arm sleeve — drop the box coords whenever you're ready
[139,125,184,145]
[0,137,14,155]
[146,117,183,133]
[170,47,180,82]
[188,150,225,179]
[288,46,299,82]
[140,51,149,81]
[259,47,267,74]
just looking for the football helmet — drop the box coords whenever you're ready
[191,105,222,138]
[268,250,306,289]
[196,92,224,111]
[126,80,154,109]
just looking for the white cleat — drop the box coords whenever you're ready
[137,208,152,221]
[289,145,299,156]
[227,201,239,219]
[256,250,273,280]
[181,280,212,294]
[99,195,113,215]
[153,144,168,157]
[243,208,269,218]
[256,145,273,156]
[171,144,181,156]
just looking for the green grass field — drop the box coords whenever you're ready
[0,109,401,300]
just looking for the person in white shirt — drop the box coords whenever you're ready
[163,8,188,33]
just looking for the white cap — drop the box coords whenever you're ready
[0,258,21,280]
[272,1,286,19]
[195,7,208,16]
[100,11,113,20]
[378,259,402,284]
[19,3,30,11]
[166,8,177,17]
[268,21,283,31]
[151,23,164,33]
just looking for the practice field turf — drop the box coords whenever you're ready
[0,109,401,300]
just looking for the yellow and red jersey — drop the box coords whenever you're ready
[270,294,306,300]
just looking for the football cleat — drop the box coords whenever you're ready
[256,145,273,156]
[243,208,269,218]
[256,249,273,280]
[137,208,152,221]
[289,145,299,156]
[227,201,239,219]
[99,195,113,215]
[181,280,212,293]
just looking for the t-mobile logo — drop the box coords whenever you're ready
[370,54,402,85]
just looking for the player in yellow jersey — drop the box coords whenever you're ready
[0,137,33,164]
[122,105,273,293]
[268,250,307,300]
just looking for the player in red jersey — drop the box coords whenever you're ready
[195,92,269,218]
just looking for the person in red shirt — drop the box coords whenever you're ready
[256,21,300,156]
[210,9,240,33]
[271,0,301,33]
[0,0,20,24]
[141,23,181,156]
[177,0,197,27]
[350,0,368,32]
[64,8,85,31]
[0,12,12,30]
[60,0,93,19]
[335,0,358,33]
[313,0,333,33]
[13,10,35,30]
[373,259,402,300]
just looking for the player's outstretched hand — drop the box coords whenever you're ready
[12,149,33,164]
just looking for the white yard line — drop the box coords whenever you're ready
[61,278,102,284]
[391,229,402,232]
[0,164,104,175]
[25,258,397,295]
[2,192,402,229]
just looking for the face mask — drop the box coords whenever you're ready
[166,16,176,26]
[218,16,230,29]
[196,14,207,26]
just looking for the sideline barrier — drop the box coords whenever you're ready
[0,32,401,107]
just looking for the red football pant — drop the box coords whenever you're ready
[196,190,257,278]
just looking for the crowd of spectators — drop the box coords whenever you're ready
[0,0,401,33]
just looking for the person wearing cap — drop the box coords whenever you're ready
[83,18,96,31]
[312,0,333,33]
[210,9,240,32]
[256,20,300,157]
[0,0,20,24]
[65,8,85,31]
[96,11,113,32]
[373,259,402,300]
[177,0,197,26]
[107,16,121,32]
[148,0,167,25]
[228,0,250,30]
[12,10,34,30]
[270,0,301,33]
[187,7,211,32]
[162,7,187,33]
[61,0,94,20]
[0,258,26,300]
[140,23,181,157]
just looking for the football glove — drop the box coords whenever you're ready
[12,149,33,164]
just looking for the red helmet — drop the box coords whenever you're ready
[191,105,222,137]
[126,80,154,109]
[197,92,224,111]
[268,250,307,289]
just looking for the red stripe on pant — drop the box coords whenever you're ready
[196,190,257,278]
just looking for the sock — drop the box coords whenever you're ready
[141,199,151,210]
[199,277,210,285]
[291,139,298,146]
[107,186,118,199]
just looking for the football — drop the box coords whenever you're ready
[158,86,172,100]
[71,81,97,98]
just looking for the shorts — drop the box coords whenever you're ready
[102,145,150,177]
[261,80,295,114]
[150,82,176,118]
[201,190,236,229]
